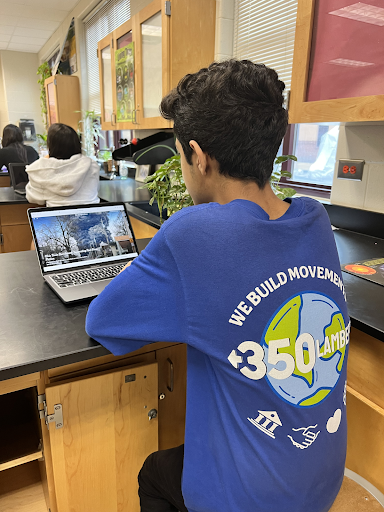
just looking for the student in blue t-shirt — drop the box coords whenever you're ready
[86,59,349,512]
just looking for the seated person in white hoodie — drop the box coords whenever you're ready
[26,123,100,207]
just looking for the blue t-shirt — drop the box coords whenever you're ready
[86,197,349,512]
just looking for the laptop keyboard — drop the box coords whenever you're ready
[51,263,127,288]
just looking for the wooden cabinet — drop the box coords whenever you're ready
[0,203,39,253]
[345,327,384,495]
[0,175,10,187]
[45,362,158,512]
[289,0,384,123]
[0,343,187,512]
[44,75,81,131]
[98,0,216,130]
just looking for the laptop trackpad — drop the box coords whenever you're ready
[92,279,112,294]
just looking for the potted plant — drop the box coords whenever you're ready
[77,110,104,159]
[142,153,297,224]
[36,62,51,133]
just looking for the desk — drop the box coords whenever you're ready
[0,245,186,512]
[331,229,384,497]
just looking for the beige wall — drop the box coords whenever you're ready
[330,123,384,214]
[0,50,43,137]
[0,56,9,133]
[215,0,235,61]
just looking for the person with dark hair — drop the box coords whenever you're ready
[25,123,99,207]
[86,60,349,512]
[0,124,39,170]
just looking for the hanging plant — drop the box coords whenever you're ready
[37,62,51,133]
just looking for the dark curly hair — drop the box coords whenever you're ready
[160,60,288,188]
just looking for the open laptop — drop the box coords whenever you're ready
[28,203,139,304]
[8,163,29,195]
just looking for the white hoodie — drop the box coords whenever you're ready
[25,154,100,207]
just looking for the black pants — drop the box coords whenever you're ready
[138,444,189,512]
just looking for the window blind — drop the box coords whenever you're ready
[233,0,298,92]
[84,0,131,112]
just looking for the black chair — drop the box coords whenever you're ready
[8,163,29,195]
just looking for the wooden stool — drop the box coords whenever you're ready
[330,476,384,511]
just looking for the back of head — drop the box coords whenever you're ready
[160,59,288,188]
[2,124,27,163]
[2,124,24,147]
[48,123,82,160]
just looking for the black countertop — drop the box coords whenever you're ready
[98,178,151,203]
[334,228,384,341]
[0,178,151,206]
[0,240,150,382]
[0,187,29,204]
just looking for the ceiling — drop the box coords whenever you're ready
[0,0,82,54]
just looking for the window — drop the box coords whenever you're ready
[83,0,131,113]
[234,0,298,93]
[291,124,339,187]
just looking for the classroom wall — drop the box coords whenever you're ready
[0,50,43,137]
[330,123,384,214]
[0,56,9,133]
[215,0,235,61]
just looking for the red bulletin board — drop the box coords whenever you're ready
[307,0,384,101]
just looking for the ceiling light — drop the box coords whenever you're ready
[328,58,375,67]
[329,2,384,26]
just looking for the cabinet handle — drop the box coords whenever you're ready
[167,358,174,392]
[112,112,116,126]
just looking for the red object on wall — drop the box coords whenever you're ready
[343,165,349,173]
[307,0,384,101]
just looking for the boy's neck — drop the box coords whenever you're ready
[207,174,290,220]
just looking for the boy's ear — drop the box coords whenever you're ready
[189,140,207,175]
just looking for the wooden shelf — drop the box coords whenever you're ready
[0,460,47,512]
[0,451,43,472]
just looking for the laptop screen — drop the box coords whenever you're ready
[29,204,138,273]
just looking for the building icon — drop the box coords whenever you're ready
[247,411,282,439]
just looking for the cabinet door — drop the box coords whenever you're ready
[45,362,158,512]
[98,34,117,130]
[156,344,186,450]
[134,0,171,129]
[290,0,384,123]
[113,19,137,129]
[46,80,58,126]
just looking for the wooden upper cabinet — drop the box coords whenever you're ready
[289,0,384,123]
[98,0,216,130]
[45,75,81,131]
[98,33,117,130]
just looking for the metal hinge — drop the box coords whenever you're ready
[0,233,3,245]
[54,78,57,86]
[38,393,63,430]
[165,1,171,16]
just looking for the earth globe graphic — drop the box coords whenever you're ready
[261,292,347,407]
